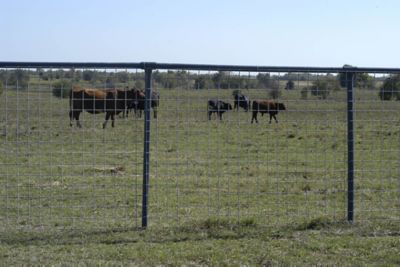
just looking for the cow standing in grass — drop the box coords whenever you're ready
[251,100,286,123]
[69,86,136,128]
[233,93,250,112]
[207,100,232,120]
[129,89,160,119]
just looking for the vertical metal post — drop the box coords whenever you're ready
[346,71,355,222]
[142,67,152,228]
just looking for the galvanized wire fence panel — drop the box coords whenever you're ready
[149,70,351,227]
[0,68,144,233]
[0,63,399,234]
[354,72,400,223]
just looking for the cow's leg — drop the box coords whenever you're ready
[218,112,222,120]
[153,108,157,119]
[69,110,73,127]
[269,113,278,123]
[251,111,258,123]
[273,114,278,123]
[73,112,82,128]
[111,114,115,128]
[208,111,212,120]
[103,112,111,129]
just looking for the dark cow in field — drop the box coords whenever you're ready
[233,93,250,112]
[251,100,286,124]
[128,89,160,119]
[207,99,232,120]
[69,86,137,128]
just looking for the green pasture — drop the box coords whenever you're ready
[0,85,399,265]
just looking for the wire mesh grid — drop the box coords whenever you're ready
[0,66,399,234]
[149,70,350,227]
[354,72,400,223]
[0,68,145,233]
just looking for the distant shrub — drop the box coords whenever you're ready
[285,80,295,90]
[269,88,281,99]
[52,80,72,98]
[379,74,400,101]
[193,76,208,90]
[300,87,308,99]
[7,69,30,89]
[310,76,340,99]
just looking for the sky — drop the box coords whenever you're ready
[1,0,399,68]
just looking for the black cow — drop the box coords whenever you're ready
[69,86,136,128]
[233,93,250,112]
[130,89,160,119]
[251,100,286,123]
[207,99,232,120]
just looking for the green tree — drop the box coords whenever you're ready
[82,70,97,82]
[356,73,374,89]
[269,88,281,99]
[257,73,271,88]
[52,80,72,98]
[285,80,295,90]
[54,69,64,79]
[74,70,82,82]
[116,71,129,83]
[64,68,75,79]
[8,69,30,89]
[310,75,340,99]
[152,71,177,89]
[300,87,309,99]
[0,70,8,84]
[379,74,400,101]
[194,75,209,89]
[212,71,230,89]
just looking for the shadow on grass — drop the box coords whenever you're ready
[1,217,399,246]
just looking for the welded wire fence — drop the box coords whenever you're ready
[0,62,399,234]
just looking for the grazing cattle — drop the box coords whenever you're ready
[119,87,139,118]
[69,86,136,128]
[130,89,159,119]
[251,100,286,124]
[207,99,232,120]
[122,88,142,118]
[233,93,250,112]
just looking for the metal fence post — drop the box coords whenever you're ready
[346,71,355,222]
[142,67,153,228]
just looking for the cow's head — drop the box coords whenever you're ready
[131,87,145,100]
[278,103,286,110]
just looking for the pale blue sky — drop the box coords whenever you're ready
[1,0,399,67]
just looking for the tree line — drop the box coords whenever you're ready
[0,68,399,100]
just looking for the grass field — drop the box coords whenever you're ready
[0,82,399,265]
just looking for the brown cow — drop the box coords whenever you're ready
[69,86,137,128]
[251,100,286,123]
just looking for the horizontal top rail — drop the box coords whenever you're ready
[1,61,400,73]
